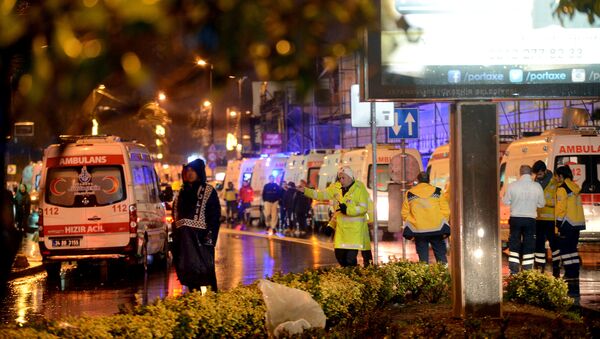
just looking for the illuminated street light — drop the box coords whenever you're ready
[92,119,99,135]
[196,57,214,145]
[229,110,238,118]
[158,91,166,101]
[155,124,166,137]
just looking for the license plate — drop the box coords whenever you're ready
[51,237,81,247]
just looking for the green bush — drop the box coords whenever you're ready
[0,261,453,337]
[505,270,573,312]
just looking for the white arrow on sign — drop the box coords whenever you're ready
[405,112,416,136]
[392,111,402,135]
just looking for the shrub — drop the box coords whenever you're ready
[315,270,364,325]
[505,270,573,312]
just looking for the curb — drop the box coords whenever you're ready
[9,264,45,281]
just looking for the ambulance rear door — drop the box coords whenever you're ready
[42,153,130,253]
[553,136,600,241]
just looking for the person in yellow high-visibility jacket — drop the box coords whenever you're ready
[298,166,370,267]
[402,171,451,264]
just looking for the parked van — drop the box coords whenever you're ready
[500,127,600,243]
[38,135,169,276]
[341,144,423,228]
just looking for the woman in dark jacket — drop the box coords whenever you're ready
[14,184,30,232]
[172,159,221,292]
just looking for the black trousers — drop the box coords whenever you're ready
[334,248,358,267]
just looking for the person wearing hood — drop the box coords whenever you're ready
[402,171,451,264]
[298,166,370,267]
[172,159,221,293]
[555,165,586,305]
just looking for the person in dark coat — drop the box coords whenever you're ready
[14,184,30,232]
[282,182,296,232]
[172,159,221,293]
[294,180,312,234]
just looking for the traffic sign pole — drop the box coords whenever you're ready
[370,102,379,266]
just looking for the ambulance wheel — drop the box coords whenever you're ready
[45,262,61,280]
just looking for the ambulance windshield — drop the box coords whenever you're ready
[45,165,126,207]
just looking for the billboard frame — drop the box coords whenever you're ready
[363,0,600,102]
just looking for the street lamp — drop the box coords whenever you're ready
[196,58,214,145]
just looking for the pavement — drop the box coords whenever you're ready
[9,232,44,281]
[7,222,333,281]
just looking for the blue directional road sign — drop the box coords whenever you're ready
[388,108,419,139]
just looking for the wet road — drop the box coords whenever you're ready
[1,228,599,325]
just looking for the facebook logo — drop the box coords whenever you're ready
[447,70,461,83]
[509,69,523,83]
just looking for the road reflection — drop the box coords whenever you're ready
[1,230,599,326]
[0,232,338,324]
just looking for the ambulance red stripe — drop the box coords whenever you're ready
[46,155,125,167]
[44,222,130,235]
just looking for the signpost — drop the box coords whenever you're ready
[388,108,419,140]
[388,108,419,259]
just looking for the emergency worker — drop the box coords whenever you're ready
[224,181,238,224]
[298,166,370,267]
[555,165,586,305]
[531,160,559,274]
[401,172,450,264]
[503,165,545,274]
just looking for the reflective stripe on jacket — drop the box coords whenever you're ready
[556,178,586,230]
[401,183,450,234]
[305,180,370,250]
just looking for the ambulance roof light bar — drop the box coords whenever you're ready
[58,135,122,144]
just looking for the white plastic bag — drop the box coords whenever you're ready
[258,279,326,337]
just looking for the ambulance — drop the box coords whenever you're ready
[313,149,346,227]
[427,142,509,191]
[38,135,169,277]
[249,154,289,223]
[283,149,333,188]
[426,143,450,190]
[218,158,257,216]
[499,127,600,244]
[341,144,423,228]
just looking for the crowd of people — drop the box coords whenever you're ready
[172,157,584,304]
[503,160,585,305]
[221,176,315,236]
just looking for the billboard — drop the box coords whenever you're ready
[365,0,600,101]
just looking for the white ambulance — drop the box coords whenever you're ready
[341,144,423,228]
[283,150,332,188]
[38,135,169,277]
[499,127,600,243]
[249,154,289,222]
[313,149,346,226]
[426,143,450,190]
